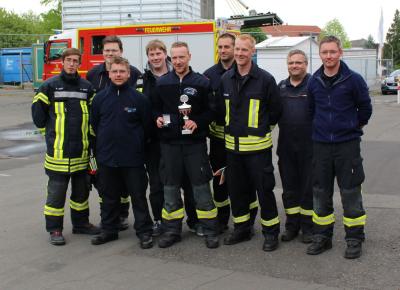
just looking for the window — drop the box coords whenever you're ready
[92,35,105,55]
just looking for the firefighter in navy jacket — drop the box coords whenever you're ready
[32,48,100,246]
[219,35,282,251]
[90,57,154,249]
[152,41,219,249]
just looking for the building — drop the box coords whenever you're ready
[261,25,321,37]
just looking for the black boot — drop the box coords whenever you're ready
[306,236,332,255]
[158,233,181,248]
[262,235,279,252]
[72,223,101,235]
[344,239,362,259]
[139,233,153,249]
[205,235,219,249]
[223,230,252,245]
[91,232,118,245]
[281,230,298,242]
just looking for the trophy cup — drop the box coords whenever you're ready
[178,94,192,134]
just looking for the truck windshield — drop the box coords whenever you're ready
[48,42,69,60]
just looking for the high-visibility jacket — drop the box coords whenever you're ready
[219,62,281,153]
[32,70,94,174]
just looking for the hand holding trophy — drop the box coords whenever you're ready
[178,94,192,134]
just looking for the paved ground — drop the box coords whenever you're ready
[0,88,399,290]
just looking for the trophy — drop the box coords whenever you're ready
[178,94,192,134]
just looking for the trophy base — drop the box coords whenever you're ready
[182,129,192,135]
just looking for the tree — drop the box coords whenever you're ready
[320,18,351,48]
[240,27,267,44]
[384,9,400,69]
[364,35,376,49]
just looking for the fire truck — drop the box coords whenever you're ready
[42,20,227,81]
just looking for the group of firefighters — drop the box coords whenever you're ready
[32,32,372,259]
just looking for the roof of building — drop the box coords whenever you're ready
[255,36,317,48]
[260,25,321,36]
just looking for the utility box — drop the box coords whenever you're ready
[0,47,32,85]
[62,0,203,29]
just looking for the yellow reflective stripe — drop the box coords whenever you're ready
[44,205,64,216]
[196,207,218,219]
[120,196,130,204]
[225,135,273,151]
[70,163,89,172]
[70,199,89,211]
[54,102,65,159]
[248,99,260,128]
[285,206,301,215]
[80,100,89,159]
[215,198,230,208]
[343,215,366,227]
[209,122,224,139]
[225,99,230,126]
[90,125,96,137]
[261,216,280,227]
[44,161,69,172]
[136,87,143,93]
[249,200,258,210]
[300,208,313,216]
[233,213,250,223]
[33,92,50,105]
[39,128,46,135]
[89,93,96,106]
[162,208,184,220]
[312,212,335,225]
[45,154,89,165]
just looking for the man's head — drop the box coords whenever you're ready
[217,33,235,64]
[61,48,81,74]
[102,36,123,64]
[109,57,130,86]
[170,41,191,76]
[319,35,343,71]
[287,49,308,79]
[146,39,168,70]
[234,34,256,68]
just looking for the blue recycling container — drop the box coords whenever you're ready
[0,47,32,84]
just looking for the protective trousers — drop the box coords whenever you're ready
[227,149,280,237]
[44,172,90,232]
[278,143,313,234]
[98,165,153,238]
[160,143,218,236]
[312,139,366,241]
[209,137,230,227]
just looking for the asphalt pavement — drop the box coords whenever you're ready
[0,88,399,290]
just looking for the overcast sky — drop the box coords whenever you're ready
[1,0,398,41]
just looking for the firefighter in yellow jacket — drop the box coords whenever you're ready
[219,35,282,251]
[32,48,100,245]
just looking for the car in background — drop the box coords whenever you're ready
[381,69,400,95]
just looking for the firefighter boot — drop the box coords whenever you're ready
[223,230,252,245]
[262,235,279,252]
[49,231,66,246]
[205,235,219,249]
[158,233,181,248]
[281,230,299,242]
[306,236,332,255]
[344,239,362,259]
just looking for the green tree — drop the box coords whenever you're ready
[364,35,376,49]
[40,0,62,32]
[320,18,351,48]
[384,9,400,69]
[240,27,267,44]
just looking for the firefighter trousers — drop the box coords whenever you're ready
[160,142,218,236]
[44,171,90,232]
[98,165,153,238]
[312,139,366,241]
[227,149,279,237]
[278,144,313,234]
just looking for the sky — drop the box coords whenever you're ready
[1,0,398,41]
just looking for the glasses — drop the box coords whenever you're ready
[288,61,305,65]
[103,49,120,53]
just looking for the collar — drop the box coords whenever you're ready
[60,70,80,84]
[231,61,259,79]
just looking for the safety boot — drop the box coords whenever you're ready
[301,232,313,244]
[306,236,332,255]
[72,223,101,235]
[158,233,181,248]
[91,232,118,245]
[344,239,362,259]
[223,230,252,245]
[205,235,219,249]
[119,217,129,231]
[139,233,153,249]
[49,231,66,246]
[262,235,279,252]
[281,230,298,242]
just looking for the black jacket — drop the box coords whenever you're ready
[86,62,141,92]
[152,68,214,144]
[90,81,152,167]
[32,70,94,174]
[220,62,281,153]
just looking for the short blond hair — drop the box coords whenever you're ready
[236,34,256,48]
[146,39,167,55]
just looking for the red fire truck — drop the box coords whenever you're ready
[43,20,224,81]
